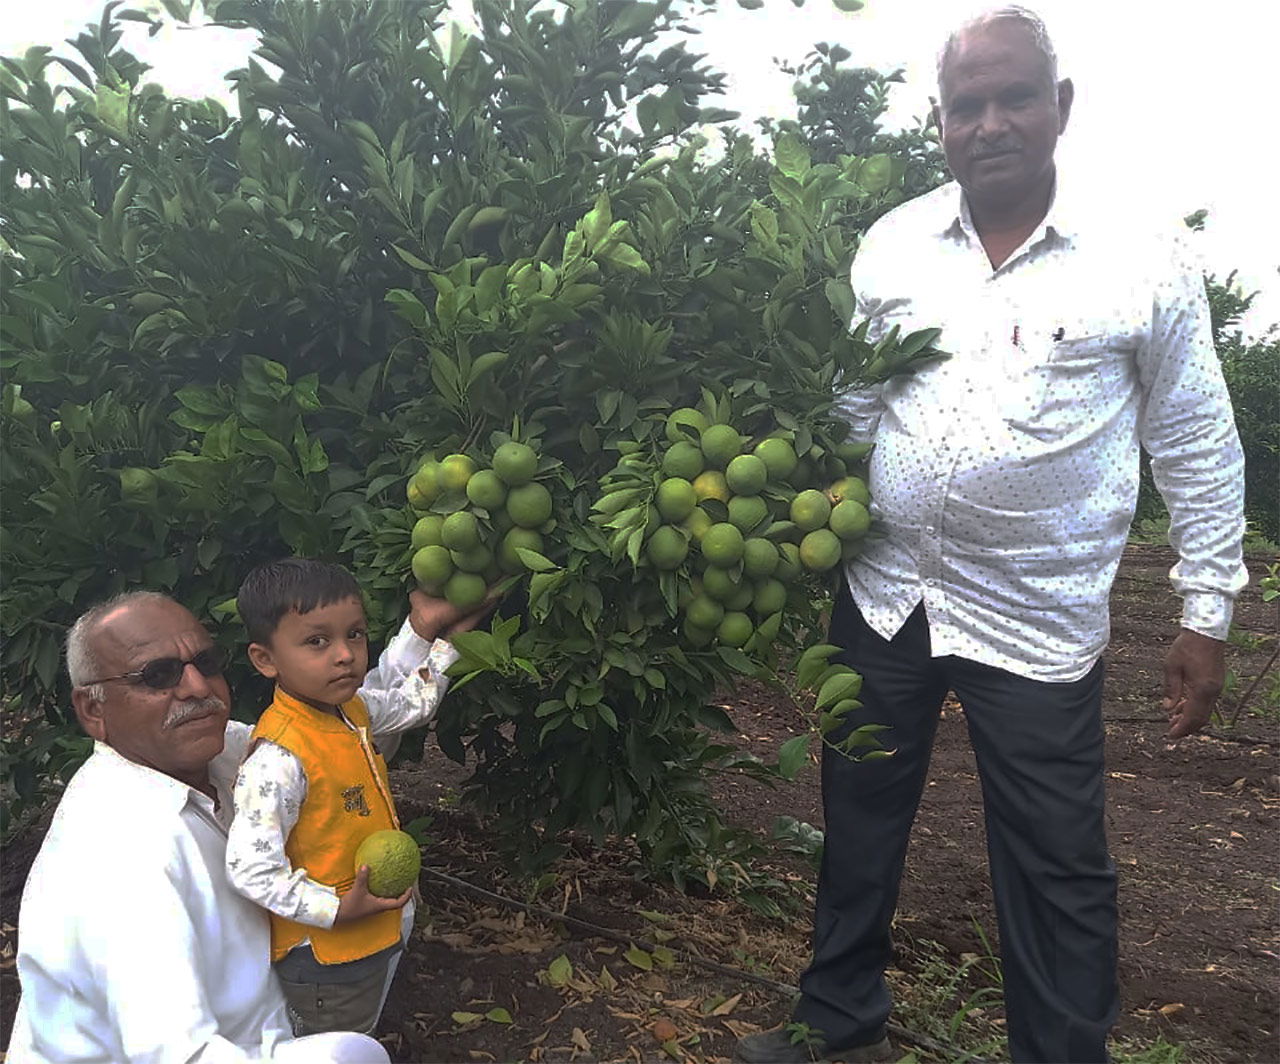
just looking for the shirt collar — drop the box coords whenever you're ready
[942,172,1078,248]
[91,739,202,815]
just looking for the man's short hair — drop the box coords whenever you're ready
[66,591,174,703]
[937,5,1058,89]
[237,559,363,645]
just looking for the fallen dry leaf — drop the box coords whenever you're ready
[571,1027,592,1052]
[652,1018,679,1042]
[711,993,743,1017]
[1159,1002,1186,1019]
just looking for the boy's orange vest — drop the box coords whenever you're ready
[250,687,403,965]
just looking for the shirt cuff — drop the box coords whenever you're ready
[312,884,341,929]
[1181,591,1233,641]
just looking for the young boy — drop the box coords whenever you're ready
[227,558,487,1037]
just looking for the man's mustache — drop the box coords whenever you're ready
[971,142,1020,159]
[163,696,227,730]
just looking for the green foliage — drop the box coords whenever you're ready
[1,0,943,871]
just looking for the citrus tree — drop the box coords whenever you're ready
[1,0,942,889]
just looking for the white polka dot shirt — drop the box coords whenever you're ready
[838,179,1247,682]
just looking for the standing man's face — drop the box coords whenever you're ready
[934,20,1073,207]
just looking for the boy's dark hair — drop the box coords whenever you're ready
[237,558,363,645]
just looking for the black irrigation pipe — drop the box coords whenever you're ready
[422,864,991,1064]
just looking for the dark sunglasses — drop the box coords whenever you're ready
[82,646,230,691]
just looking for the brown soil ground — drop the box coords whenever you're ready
[3,545,1278,1063]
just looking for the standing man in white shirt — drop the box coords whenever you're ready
[8,589,465,1063]
[737,7,1246,1064]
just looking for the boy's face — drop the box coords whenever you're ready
[248,595,369,710]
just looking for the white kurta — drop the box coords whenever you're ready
[8,724,388,1064]
[839,179,1247,681]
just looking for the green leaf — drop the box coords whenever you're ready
[796,643,842,689]
[392,245,432,271]
[485,1007,512,1024]
[546,954,573,986]
[451,1011,483,1025]
[777,734,812,780]
[515,548,557,572]
[625,945,653,970]
[816,671,862,710]
[774,132,810,180]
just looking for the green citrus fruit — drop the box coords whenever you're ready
[742,538,779,578]
[412,462,441,505]
[728,495,769,533]
[753,437,798,481]
[828,476,871,507]
[682,508,714,541]
[700,523,745,568]
[775,541,803,582]
[717,612,753,648]
[752,578,787,616]
[441,511,481,551]
[646,526,689,571]
[450,543,493,574]
[699,423,742,469]
[492,441,538,487]
[438,454,477,493]
[498,527,544,573]
[655,477,697,523]
[791,489,833,532]
[665,407,710,443]
[466,469,508,510]
[799,528,842,572]
[444,571,487,611]
[662,441,705,480]
[507,482,553,528]
[411,515,445,550]
[406,480,428,510]
[686,594,725,630]
[702,566,741,603]
[353,829,421,898]
[411,545,454,589]
[683,619,715,648]
[829,499,872,541]
[835,441,874,467]
[726,583,754,611]
[692,470,730,503]
[725,454,768,496]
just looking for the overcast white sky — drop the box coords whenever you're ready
[4,0,1278,336]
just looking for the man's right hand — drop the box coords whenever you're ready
[334,865,412,924]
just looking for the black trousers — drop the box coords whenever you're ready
[793,593,1119,1063]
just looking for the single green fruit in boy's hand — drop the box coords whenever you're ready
[353,829,421,898]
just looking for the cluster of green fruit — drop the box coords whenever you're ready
[596,406,873,651]
[405,440,552,609]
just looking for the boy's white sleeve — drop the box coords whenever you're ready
[358,616,460,740]
[226,742,340,929]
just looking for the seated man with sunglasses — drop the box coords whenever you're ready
[7,590,413,1063]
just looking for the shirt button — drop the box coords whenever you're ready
[925,526,935,534]
[925,578,937,587]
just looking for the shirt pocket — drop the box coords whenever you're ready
[1002,331,1132,438]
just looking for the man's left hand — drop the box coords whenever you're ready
[1163,628,1226,739]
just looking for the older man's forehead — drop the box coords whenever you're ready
[93,598,212,665]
